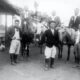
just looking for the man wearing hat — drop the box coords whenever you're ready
[52,11,61,27]
[9,20,22,65]
[39,21,59,70]
[69,8,80,31]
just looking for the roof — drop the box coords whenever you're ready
[0,0,20,15]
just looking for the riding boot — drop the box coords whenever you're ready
[77,57,79,64]
[27,49,29,57]
[58,53,60,59]
[50,58,54,68]
[10,54,12,63]
[10,54,14,65]
[14,54,18,63]
[75,56,77,63]
[27,45,29,57]
[74,51,77,63]
[45,58,50,70]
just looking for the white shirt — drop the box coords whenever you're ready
[51,29,54,35]
[74,14,79,22]
[12,28,20,40]
[74,16,77,22]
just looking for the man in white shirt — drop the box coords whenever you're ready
[9,20,21,65]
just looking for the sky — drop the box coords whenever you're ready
[2,0,80,26]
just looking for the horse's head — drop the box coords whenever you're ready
[58,28,66,42]
[58,27,76,44]
[21,18,36,34]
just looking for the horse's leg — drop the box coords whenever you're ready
[60,44,63,58]
[77,44,80,64]
[74,45,77,63]
[58,43,63,59]
[40,45,43,54]
[58,45,61,59]
[21,43,25,57]
[67,45,71,61]
[26,44,29,57]
[75,44,80,64]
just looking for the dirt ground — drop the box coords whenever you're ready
[0,45,80,80]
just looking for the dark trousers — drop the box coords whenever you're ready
[45,58,54,68]
[10,54,18,63]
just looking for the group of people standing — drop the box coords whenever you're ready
[8,8,80,70]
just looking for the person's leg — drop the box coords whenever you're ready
[9,53,15,65]
[27,45,29,57]
[74,44,78,63]
[45,58,50,68]
[15,41,21,63]
[9,40,16,65]
[44,47,51,70]
[73,43,80,67]
[44,47,51,69]
[77,43,80,64]
[14,54,18,63]
[50,46,57,68]
[50,57,54,68]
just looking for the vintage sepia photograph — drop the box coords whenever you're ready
[0,0,80,80]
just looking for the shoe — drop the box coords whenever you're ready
[14,60,17,63]
[14,55,19,63]
[44,59,50,70]
[44,64,49,70]
[50,65,54,68]
[50,58,54,68]
[11,61,15,65]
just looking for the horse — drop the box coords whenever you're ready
[57,27,76,61]
[21,18,35,57]
[34,20,49,54]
